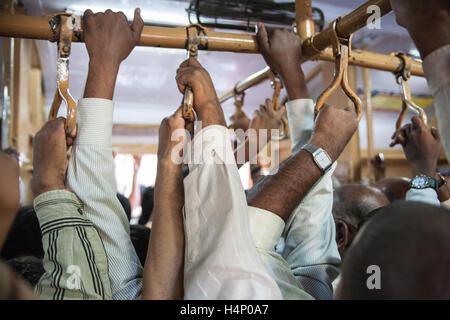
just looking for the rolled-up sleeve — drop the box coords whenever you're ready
[34,190,111,300]
[406,188,440,206]
[183,125,282,300]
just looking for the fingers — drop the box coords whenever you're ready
[179,57,202,70]
[256,22,270,54]
[431,126,441,142]
[411,116,424,132]
[390,124,409,147]
[83,9,95,28]
[131,8,144,43]
[276,105,286,118]
[264,98,273,113]
[175,65,204,94]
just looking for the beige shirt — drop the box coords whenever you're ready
[183,125,282,299]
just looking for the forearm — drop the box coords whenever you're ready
[281,68,309,101]
[143,162,185,299]
[248,150,322,221]
[83,60,119,100]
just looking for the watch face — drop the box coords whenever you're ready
[411,176,428,188]
[316,150,332,169]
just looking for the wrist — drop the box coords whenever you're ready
[280,70,308,100]
[411,163,436,178]
[84,60,120,100]
[157,156,183,170]
[196,100,226,127]
[32,179,65,198]
[310,134,339,162]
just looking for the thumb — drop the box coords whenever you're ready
[131,8,144,43]
[173,106,184,119]
[256,22,270,54]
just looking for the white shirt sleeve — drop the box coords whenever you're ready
[183,125,282,300]
[406,188,440,206]
[281,98,340,300]
[285,98,315,153]
[66,98,143,300]
[423,45,450,161]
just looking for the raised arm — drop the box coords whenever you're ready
[142,108,186,299]
[248,24,358,222]
[390,0,450,160]
[391,116,442,206]
[65,9,145,300]
[176,58,282,299]
[246,25,349,299]
[32,119,111,299]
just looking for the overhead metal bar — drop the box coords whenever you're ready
[0,0,424,81]
[219,64,322,104]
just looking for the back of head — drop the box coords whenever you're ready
[337,202,450,299]
[139,186,154,225]
[1,207,44,260]
[374,177,410,203]
[6,256,45,287]
[333,184,389,228]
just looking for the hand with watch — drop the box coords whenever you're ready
[303,103,359,174]
[391,116,444,195]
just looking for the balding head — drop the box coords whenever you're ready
[374,177,410,203]
[336,202,450,299]
[333,184,389,258]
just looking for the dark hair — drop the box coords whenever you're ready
[117,193,131,221]
[130,224,151,267]
[138,187,154,225]
[1,206,44,260]
[6,256,45,287]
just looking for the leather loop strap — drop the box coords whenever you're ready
[182,24,207,122]
[269,74,290,140]
[392,52,427,130]
[48,14,77,136]
[314,18,362,121]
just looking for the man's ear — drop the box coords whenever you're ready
[335,220,349,252]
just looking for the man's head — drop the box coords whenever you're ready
[1,206,44,260]
[6,256,45,287]
[333,184,389,258]
[374,177,410,203]
[336,202,450,299]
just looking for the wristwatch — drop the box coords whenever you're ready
[301,143,333,173]
[410,174,439,191]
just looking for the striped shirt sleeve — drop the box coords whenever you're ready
[34,190,112,300]
[65,98,143,300]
